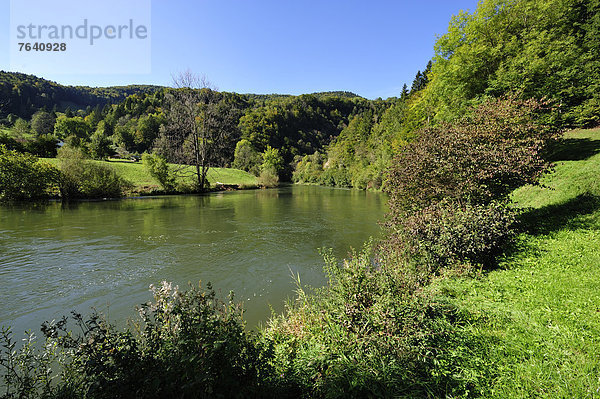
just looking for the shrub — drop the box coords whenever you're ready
[0,328,63,399]
[262,245,481,397]
[142,153,175,192]
[258,166,279,188]
[389,200,517,271]
[385,96,557,270]
[0,145,58,201]
[57,147,131,199]
[0,282,271,399]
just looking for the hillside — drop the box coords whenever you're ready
[0,71,164,120]
[431,128,600,397]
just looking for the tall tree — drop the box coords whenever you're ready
[31,110,56,136]
[156,71,231,191]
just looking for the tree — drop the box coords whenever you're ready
[261,145,284,176]
[31,111,56,136]
[156,71,231,191]
[258,145,284,187]
[88,130,115,160]
[53,116,90,141]
[400,84,409,100]
[12,118,29,139]
[232,139,261,175]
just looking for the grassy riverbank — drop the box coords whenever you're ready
[42,157,258,193]
[428,127,600,396]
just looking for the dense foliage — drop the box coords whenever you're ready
[0,145,58,201]
[414,0,600,128]
[385,96,557,271]
[0,71,162,121]
[57,147,131,199]
[1,283,270,399]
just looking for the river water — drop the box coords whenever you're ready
[0,185,386,335]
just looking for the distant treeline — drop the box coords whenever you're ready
[0,71,163,121]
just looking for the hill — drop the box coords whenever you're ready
[0,71,164,120]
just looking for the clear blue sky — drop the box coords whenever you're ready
[0,0,479,99]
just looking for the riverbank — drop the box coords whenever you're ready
[425,127,600,396]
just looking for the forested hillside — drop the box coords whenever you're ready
[0,72,379,183]
[295,0,600,189]
[0,71,163,120]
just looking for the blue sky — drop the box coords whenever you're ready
[0,0,479,98]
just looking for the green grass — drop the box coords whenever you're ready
[42,157,257,192]
[431,128,600,397]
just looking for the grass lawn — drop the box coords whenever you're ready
[42,157,257,192]
[432,128,600,397]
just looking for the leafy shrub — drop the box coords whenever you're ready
[0,145,58,201]
[57,146,131,199]
[1,282,272,399]
[390,201,517,271]
[232,139,261,176]
[142,153,175,192]
[258,166,279,188]
[385,96,557,270]
[263,245,483,397]
[0,328,64,399]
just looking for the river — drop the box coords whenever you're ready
[0,185,386,335]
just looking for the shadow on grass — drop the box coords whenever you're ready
[518,193,600,236]
[494,194,600,271]
[547,138,600,161]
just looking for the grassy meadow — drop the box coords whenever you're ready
[42,157,258,193]
[429,128,600,397]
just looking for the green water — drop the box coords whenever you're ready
[0,185,386,334]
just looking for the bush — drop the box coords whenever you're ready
[385,96,557,270]
[142,153,175,192]
[262,245,481,397]
[0,282,270,399]
[258,166,279,188]
[389,200,517,272]
[0,145,58,201]
[57,147,131,199]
